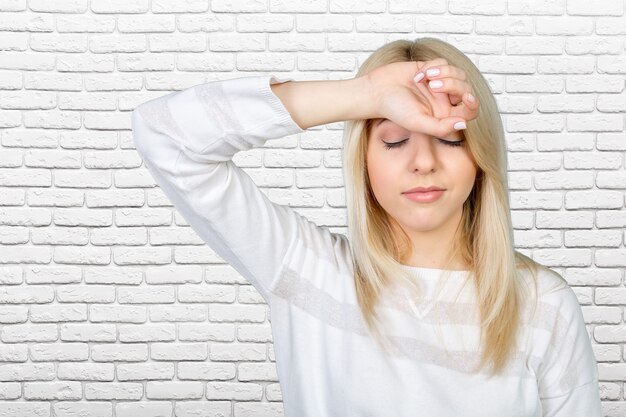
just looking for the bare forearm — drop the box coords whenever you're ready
[270,76,375,130]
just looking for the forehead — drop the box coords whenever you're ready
[371,118,464,140]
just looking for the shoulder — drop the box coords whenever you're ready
[537,267,578,308]
[518,264,571,299]
[331,231,355,275]
[518,265,582,323]
[523,267,599,396]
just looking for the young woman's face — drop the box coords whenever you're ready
[366,118,477,235]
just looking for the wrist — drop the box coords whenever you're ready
[344,75,378,121]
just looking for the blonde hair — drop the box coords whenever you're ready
[342,37,567,376]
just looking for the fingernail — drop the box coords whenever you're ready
[454,121,466,130]
[429,80,443,89]
[467,93,475,103]
[414,72,424,83]
[426,68,440,77]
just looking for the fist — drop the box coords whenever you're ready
[366,59,480,139]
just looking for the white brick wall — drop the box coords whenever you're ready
[0,1,624,416]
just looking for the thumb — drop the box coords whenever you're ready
[411,114,467,138]
[446,118,467,133]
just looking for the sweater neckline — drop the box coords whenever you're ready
[394,265,471,319]
[399,264,470,279]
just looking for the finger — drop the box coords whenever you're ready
[449,96,480,121]
[453,90,480,114]
[462,91,480,112]
[427,78,475,104]
[424,58,449,68]
[415,75,432,94]
[413,59,448,84]
[417,58,448,70]
[414,62,426,83]
[407,112,467,138]
[449,90,472,106]
[440,86,480,121]
[423,64,467,81]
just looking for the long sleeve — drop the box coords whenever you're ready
[536,286,602,417]
[131,74,321,303]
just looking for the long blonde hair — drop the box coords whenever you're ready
[342,37,567,376]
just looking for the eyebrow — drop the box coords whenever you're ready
[375,118,389,127]
[372,119,465,141]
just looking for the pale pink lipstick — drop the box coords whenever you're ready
[403,186,445,203]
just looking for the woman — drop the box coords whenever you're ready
[132,37,601,416]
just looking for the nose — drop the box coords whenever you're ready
[408,133,438,173]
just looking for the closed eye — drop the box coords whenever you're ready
[383,138,464,150]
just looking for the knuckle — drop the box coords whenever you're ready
[430,58,447,67]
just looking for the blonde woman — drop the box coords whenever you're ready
[132,37,602,416]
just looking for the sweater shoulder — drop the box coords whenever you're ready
[518,265,582,328]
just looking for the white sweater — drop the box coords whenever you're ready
[131,74,602,417]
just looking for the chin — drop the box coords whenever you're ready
[403,221,441,233]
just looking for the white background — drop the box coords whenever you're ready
[0,0,625,416]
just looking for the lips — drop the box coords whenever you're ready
[404,189,444,203]
[403,186,445,193]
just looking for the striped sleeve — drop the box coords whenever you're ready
[536,284,602,417]
[131,74,333,303]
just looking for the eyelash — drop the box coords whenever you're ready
[383,138,463,150]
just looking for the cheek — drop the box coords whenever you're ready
[454,160,477,191]
[449,148,476,173]
[366,154,395,198]
[366,158,385,190]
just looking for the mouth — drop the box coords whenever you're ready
[404,189,445,203]
[403,186,445,194]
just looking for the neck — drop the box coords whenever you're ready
[395,208,467,270]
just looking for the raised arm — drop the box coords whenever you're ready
[131,74,365,303]
[269,76,373,130]
[271,60,479,137]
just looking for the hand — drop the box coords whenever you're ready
[365,59,480,138]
